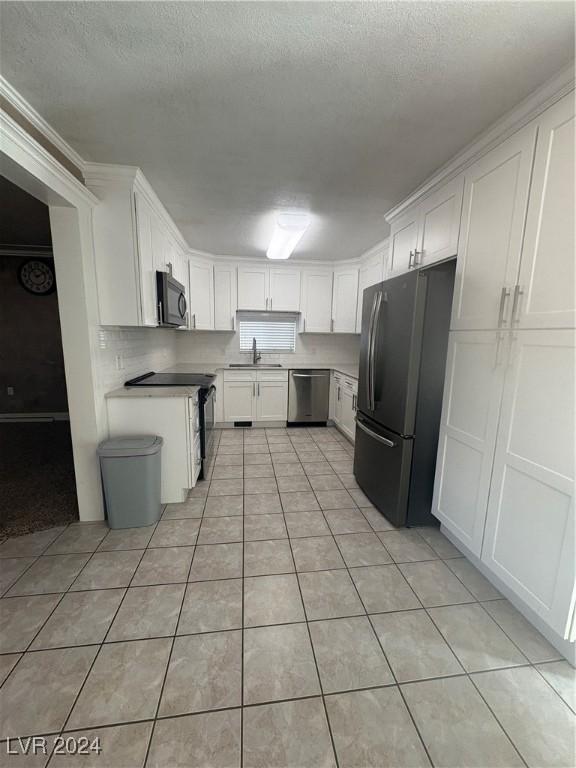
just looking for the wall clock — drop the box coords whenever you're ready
[18,259,56,295]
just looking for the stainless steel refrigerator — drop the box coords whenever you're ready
[353,259,455,527]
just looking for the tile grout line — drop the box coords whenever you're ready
[142,450,210,768]
[279,469,341,768]
[309,485,437,767]
[1,427,570,762]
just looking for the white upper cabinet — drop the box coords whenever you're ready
[481,330,575,638]
[237,265,301,312]
[515,93,575,330]
[214,264,237,331]
[389,209,419,276]
[356,255,384,333]
[432,330,507,556]
[418,175,464,267]
[300,269,333,333]
[451,123,537,331]
[188,261,214,330]
[332,267,359,333]
[269,267,301,312]
[133,191,157,327]
[86,167,188,328]
[237,265,268,310]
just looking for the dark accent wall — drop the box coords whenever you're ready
[0,177,68,413]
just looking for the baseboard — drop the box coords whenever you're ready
[440,525,576,665]
[0,412,70,423]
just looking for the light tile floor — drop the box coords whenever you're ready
[0,426,574,768]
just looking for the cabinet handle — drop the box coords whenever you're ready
[498,286,511,327]
[270,298,273,310]
[408,250,414,269]
[253,382,256,397]
[192,313,196,329]
[511,284,524,325]
[413,249,421,266]
[337,386,341,401]
[331,319,334,333]
[266,297,268,310]
[257,383,260,397]
[303,318,306,332]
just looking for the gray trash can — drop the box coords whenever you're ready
[97,435,163,529]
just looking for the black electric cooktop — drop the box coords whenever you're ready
[125,372,216,388]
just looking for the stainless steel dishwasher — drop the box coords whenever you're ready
[288,369,330,425]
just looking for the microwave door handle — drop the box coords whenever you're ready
[178,292,187,319]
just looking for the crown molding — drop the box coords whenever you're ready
[0,75,86,173]
[83,162,189,253]
[385,63,575,222]
[1,108,98,209]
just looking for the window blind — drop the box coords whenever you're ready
[238,317,297,352]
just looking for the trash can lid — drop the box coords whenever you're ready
[97,435,163,457]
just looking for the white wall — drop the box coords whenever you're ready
[175,329,360,368]
[96,327,177,392]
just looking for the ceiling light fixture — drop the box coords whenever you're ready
[266,213,310,260]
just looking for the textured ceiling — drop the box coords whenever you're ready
[1,2,574,260]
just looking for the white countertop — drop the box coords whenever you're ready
[106,385,200,399]
[164,362,359,379]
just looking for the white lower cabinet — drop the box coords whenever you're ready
[339,378,357,441]
[433,328,575,641]
[330,372,357,442]
[481,330,575,638]
[432,330,506,555]
[223,379,255,421]
[223,370,288,422]
[107,393,200,504]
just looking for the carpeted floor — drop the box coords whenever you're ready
[0,421,78,541]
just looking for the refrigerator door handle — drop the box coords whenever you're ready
[368,291,383,411]
[356,418,395,448]
[365,292,378,409]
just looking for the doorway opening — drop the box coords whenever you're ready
[0,176,78,540]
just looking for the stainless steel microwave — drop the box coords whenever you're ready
[156,271,187,327]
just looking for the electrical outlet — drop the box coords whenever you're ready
[7,386,14,396]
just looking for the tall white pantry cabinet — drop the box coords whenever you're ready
[430,91,575,644]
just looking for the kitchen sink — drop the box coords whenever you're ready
[228,363,283,368]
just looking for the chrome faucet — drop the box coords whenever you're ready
[252,337,261,365]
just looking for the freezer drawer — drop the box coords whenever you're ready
[353,414,413,527]
[288,369,330,423]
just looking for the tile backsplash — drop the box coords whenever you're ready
[97,327,177,392]
[175,330,360,367]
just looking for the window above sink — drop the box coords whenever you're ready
[237,313,297,353]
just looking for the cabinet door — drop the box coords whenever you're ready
[269,268,301,312]
[388,208,419,276]
[237,266,268,310]
[256,380,289,421]
[133,192,158,326]
[223,381,255,421]
[189,262,214,330]
[356,258,384,333]
[332,268,359,333]
[301,270,333,333]
[333,375,343,426]
[451,123,537,331]
[417,175,464,267]
[516,94,575,330]
[214,265,237,331]
[432,331,507,555]
[481,330,575,638]
[340,380,356,442]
